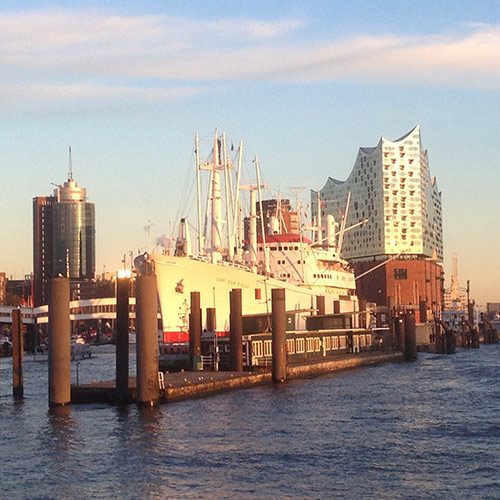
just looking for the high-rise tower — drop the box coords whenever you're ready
[33,151,95,305]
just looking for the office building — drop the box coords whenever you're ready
[33,164,95,306]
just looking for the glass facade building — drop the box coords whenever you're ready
[33,176,95,305]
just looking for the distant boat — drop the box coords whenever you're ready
[71,337,92,360]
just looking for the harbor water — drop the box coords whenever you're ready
[1,345,499,499]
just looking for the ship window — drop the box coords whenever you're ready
[270,246,277,251]
[332,336,339,350]
[339,336,347,349]
[286,339,295,354]
[255,288,261,300]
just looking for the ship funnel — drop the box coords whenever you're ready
[175,218,192,257]
[326,214,336,251]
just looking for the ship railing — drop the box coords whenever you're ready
[190,255,249,271]
[201,355,212,370]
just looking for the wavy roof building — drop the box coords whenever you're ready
[313,125,443,262]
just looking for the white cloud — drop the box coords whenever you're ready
[1,8,500,104]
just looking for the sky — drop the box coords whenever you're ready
[1,1,500,307]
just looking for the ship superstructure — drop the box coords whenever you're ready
[135,131,361,342]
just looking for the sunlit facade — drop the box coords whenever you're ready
[33,175,95,306]
[312,125,443,262]
[312,126,444,311]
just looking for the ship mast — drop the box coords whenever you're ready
[230,140,243,261]
[336,191,351,256]
[211,132,222,254]
[195,133,205,255]
[255,156,270,275]
[316,190,323,248]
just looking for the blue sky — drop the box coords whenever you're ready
[1,1,499,306]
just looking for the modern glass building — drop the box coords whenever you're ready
[52,178,95,278]
[311,126,444,311]
[33,173,95,306]
[312,125,443,262]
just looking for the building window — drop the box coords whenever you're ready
[394,269,407,280]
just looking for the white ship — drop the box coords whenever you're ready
[135,131,366,343]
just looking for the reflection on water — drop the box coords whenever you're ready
[1,345,500,499]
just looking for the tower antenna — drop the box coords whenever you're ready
[68,146,73,180]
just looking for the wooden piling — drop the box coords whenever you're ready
[461,317,469,348]
[403,312,417,361]
[115,276,130,404]
[230,289,243,372]
[206,307,216,333]
[468,301,474,324]
[12,308,24,397]
[388,296,396,347]
[395,315,405,354]
[189,291,202,370]
[272,288,287,383]
[48,278,71,407]
[136,275,159,407]
[419,297,427,323]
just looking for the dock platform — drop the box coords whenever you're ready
[71,351,403,405]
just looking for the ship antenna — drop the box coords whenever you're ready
[289,186,306,279]
[68,146,73,181]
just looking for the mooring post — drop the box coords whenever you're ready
[461,317,469,348]
[403,311,418,361]
[189,291,202,371]
[48,277,71,407]
[272,288,287,383]
[206,307,216,333]
[136,275,159,407]
[468,301,474,325]
[12,308,24,397]
[316,295,325,316]
[395,313,405,354]
[115,275,130,404]
[388,296,396,349]
[229,289,243,372]
[419,296,427,323]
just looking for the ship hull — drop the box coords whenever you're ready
[148,254,358,342]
